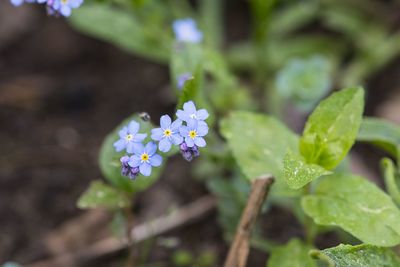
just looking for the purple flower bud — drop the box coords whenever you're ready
[179,141,200,162]
[120,155,139,180]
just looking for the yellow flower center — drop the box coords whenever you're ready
[164,129,172,137]
[125,134,133,141]
[189,130,197,139]
[141,153,149,162]
[61,0,68,4]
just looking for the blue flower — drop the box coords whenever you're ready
[151,115,183,153]
[176,101,209,122]
[47,0,83,17]
[113,120,147,154]
[179,119,208,148]
[172,18,203,43]
[177,73,192,89]
[179,142,200,162]
[120,155,140,180]
[128,142,162,176]
[10,0,24,6]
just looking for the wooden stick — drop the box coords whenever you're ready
[223,175,274,267]
[26,195,216,267]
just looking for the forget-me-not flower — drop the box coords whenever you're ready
[128,142,162,176]
[179,118,208,148]
[120,155,140,180]
[177,73,192,89]
[173,18,203,43]
[47,0,83,17]
[176,101,209,122]
[113,120,147,153]
[151,115,183,153]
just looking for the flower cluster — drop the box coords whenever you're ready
[113,101,209,180]
[10,0,83,17]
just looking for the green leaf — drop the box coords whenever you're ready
[220,111,300,196]
[77,181,130,210]
[357,117,400,157]
[310,244,400,267]
[283,150,332,189]
[267,239,316,267]
[381,158,400,207]
[177,73,199,110]
[302,173,400,246]
[69,4,170,62]
[300,87,364,170]
[99,114,165,194]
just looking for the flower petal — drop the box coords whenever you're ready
[151,128,164,141]
[170,119,182,131]
[183,101,196,114]
[194,137,206,147]
[176,110,190,122]
[113,139,126,152]
[197,123,209,136]
[132,142,144,155]
[150,154,162,167]
[185,137,194,147]
[145,142,157,155]
[187,118,198,130]
[158,138,172,153]
[160,115,171,129]
[128,120,140,134]
[118,127,128,138]
[171,133,183,145]
[134,133,147,142]
[196,109,209,120]
[128,155,141,167]
[139,162,152,176]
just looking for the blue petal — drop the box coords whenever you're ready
[196,109,209,120]
[194,137,206,147]
[151,128,164,141]
[159,138,172,152]
[139,162,152,176]
[150,154,162,167]
[128,121,140,134]
[179,125,189,137]
[187,118,198,130]
[171,133,183,145]
[128,155,141,167]
[160,115,171,129]
[60,5,72,17]
[183,101,196,114]
[145,142,157,155]
[134,133,147,142]
[170,119,182,131]
[197,123,209,136]
[118,127,128,138]
[113,139,126,152]
[69,0,82,8]
[176,110,190,122]
[185,137,195,147]
[132,142,144,155]
[11,0,24,6]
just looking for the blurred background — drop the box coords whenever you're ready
[1,0,400,266]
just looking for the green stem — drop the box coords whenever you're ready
[200,0,224,50]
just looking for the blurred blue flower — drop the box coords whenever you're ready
[179,141,200,162]
[120,155,140,180]
[176,101,209,122]
[151,115,183,153]
[179,118,208,148]
[177,73,192,89]
[47,0,83,17]
[113,120,147,154]
[173,18,203,43]
[128,142,162,176]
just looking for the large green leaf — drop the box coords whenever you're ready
[300,88,364,170]
[69,4,171,62]
[357,117,400,158]
[99,114,165,194]
[302,173,400,246]
[220,111,300,196]
[267,239,316,267]
[283,150,331,189]
[310,244,400,267]
[77,180,130,210]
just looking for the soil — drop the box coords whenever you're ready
[1,0,399,266]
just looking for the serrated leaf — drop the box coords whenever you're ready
[310,244,400,267]
[381,158,400,207]
[77,181,129,210]
[300,87,364,170]
[302,173,400,246]
[283,150,332,189]
[99,114,165,194]
[69,4,170,62]
[220,111,301,196]
[357,117,400,157]
[267,239,316,267]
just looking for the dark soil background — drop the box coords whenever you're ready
[1,0,400,266]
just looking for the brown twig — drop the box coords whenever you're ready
[223,175,274,267]
[26,195,216,267]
